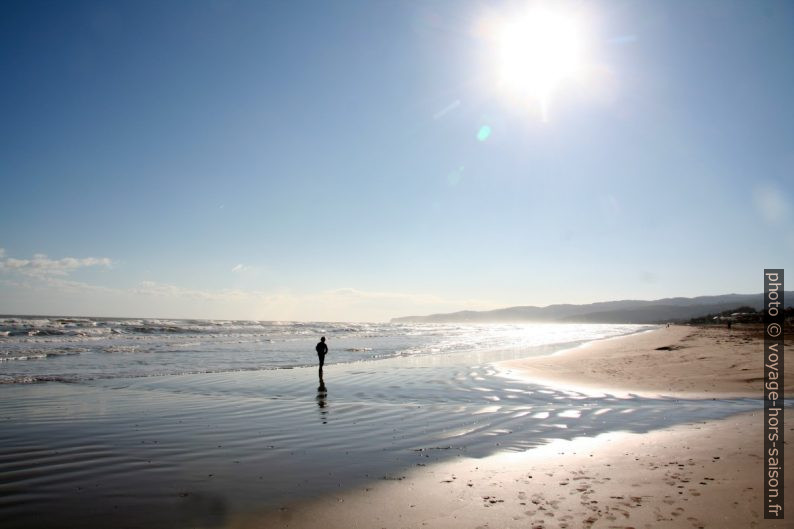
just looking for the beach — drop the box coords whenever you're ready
[500,324,793,398]
[241,411,791,529]
[240,324,792,528]
[0,322,787,528]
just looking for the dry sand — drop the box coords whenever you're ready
[499,324,794,398]
[231,325,792,529]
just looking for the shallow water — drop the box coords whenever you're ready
[0,319,646,383]
[0,329,762,529]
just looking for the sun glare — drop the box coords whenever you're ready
[496,8,584,120]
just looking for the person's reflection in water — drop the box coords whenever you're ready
[316,372,328,424]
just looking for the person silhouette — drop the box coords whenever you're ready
[315,336,328,371]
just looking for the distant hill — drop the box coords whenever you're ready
[390,293,794,324]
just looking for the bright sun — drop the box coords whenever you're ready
[496,8,584,120]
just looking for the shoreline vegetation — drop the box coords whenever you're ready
[245,325,793,529]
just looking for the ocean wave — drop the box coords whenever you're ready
[0,349,84,361]
[101,345,140,353]
[0,317,652,387]
[0,353,48,361]
[0,374,76,384]
[0,316,408,339]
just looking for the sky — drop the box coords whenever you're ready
[0,0,792,322]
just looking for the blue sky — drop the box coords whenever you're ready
[1,0,792,321]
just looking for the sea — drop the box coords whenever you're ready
[0,316,650,384]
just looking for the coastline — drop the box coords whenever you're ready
[0,323,784,529]
[497,324,793,398]
[236,324,793,528]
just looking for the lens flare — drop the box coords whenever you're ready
[495,7,585,120]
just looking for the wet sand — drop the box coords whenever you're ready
[238,325,792,528]
[500,324,794,398]
[241,410,792,529]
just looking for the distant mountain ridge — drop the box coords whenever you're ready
[391,292,793,324]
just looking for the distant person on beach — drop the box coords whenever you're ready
[316,336,328,370]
